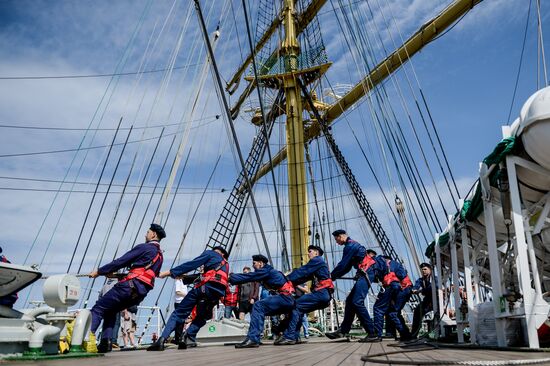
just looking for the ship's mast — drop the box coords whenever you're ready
[281,0,309,268]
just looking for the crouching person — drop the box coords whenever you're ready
[230,255,295,348]
[147,246,229,351]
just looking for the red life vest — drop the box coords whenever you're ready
[382,260,401,287]
[358,255,375,272]
[224,285,239,306]
[195,259,229,288]
[382,272,400,287]
[400,275,412,289]
[278,281,295,296]
[121,243,162,287]
[314,278,334,292]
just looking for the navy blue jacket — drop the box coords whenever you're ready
[288,256,330,291]
[375,256,407,283]
[170,250,228,296]
[331,237,368,280]
[413,276,433,298]
[98,241,163,294]
[229,264,288,293]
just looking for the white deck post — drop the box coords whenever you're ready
[450,232,464,343]
[479,163,507,347]
[471,244,482,305]
[461,227,477,344]
[506,156,540,348]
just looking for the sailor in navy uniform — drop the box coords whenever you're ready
[147,246,229,351]
[230,254,295,348]
[410,262,435,338]
[365,256,411,342]
[325,229,378,340]
[277,245,333,345]
[88,223,165,353]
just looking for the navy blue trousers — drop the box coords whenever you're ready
[283,289,330,340]
[340,276,374,335]
[91,281,146,340]
[373,282,409,337]
[161,285,222,340]
[386,287,412,336]
[247,293,294,343]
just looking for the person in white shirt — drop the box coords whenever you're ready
[121,307,137,348]
[174,278,188,343]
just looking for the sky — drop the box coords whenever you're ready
[0,0,548,315]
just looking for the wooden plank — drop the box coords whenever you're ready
[8,340,550,366]
[314,342,363,365]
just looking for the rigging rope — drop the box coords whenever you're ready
[162,146,193,227]
[0,115,218,131]
[130,134,178,248]
[346,118,429,245]
[536,0,548,87]
[194,0,272,262]
[326,0,452,255]
[67,118,124,273]
[155,27,221,224]
[342,0,447,229]
[137,153,222,341]
[379,0,461,201]
[76,126,135,274]
[242,0,289,272]
[80,136,154,308]
[111,128,165,259]
[21,1,154,268]
[0,62,202,80]
[507,0,533,124]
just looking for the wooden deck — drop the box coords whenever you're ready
[6,338,550,365]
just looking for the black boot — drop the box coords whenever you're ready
[274,338,296,346]
[146,337,166,351]
[178,334,197,350]
[358,335,382,343]
[325,330,344,339]
[235,338,260,349]
[97,338,112,353]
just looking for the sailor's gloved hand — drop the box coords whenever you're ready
[88,270,99,278]
[159,270,172,279]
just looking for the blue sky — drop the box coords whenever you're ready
[0,0,548,311]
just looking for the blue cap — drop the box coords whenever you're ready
[331,229,346,236]
[212,246,229,259]
[308,245,324,256]
[252,254,268,264]
[149,223,166,240]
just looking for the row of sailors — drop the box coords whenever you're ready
[88,225,433,352]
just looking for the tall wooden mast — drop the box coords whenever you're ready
[282,0,309,268]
